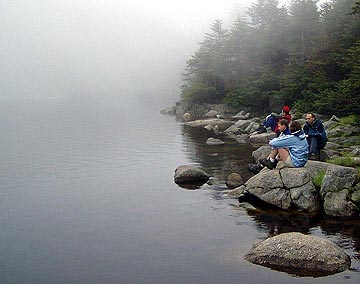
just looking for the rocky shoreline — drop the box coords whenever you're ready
[163,102,359,276]
[163,102,360,218]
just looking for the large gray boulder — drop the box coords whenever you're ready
[324,190,358,217]
[185,118,234,131]
[252,145,271,163]
[249,132,276,144]
[244,232,351,276]
[245,166,321,213]
[320,165,358,198]
[174,165,210,185]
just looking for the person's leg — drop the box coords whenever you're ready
[277,148,290,161]
[264,116,277,132]
[260,148,280,169]
[268,148,279,159]
[308,137,319,160]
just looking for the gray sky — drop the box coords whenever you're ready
[0,0,288,102]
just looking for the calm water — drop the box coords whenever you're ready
[0,96,359,284]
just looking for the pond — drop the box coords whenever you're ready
[0,97,358,284]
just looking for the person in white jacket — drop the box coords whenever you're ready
[260,120,309,169]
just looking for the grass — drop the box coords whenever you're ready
[338,115,360,126]
[312,171,326,189]
[326,156,360,167]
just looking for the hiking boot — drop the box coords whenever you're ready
[309,153,317,160]
[260,158,278,170]
[256,126,267,134]
[247,163,263,174]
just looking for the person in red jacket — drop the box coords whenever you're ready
[255,105,292,137]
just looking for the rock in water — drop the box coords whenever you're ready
[174,165,210,185]
[244,232,351,276]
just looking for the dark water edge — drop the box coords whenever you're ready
[0,97,359,284]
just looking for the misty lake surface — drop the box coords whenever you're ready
[1,96,359,284]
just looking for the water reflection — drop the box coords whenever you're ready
[181,124,255,182]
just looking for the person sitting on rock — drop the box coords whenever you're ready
[247,119,291,174]
[303,113,328,161]
[255,105,292,137]
[260,120,309,170]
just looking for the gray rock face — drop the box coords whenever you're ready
[323,189,358,217]
[244,232,351,276]
[252,145,271,163]
[249,132,276,144]
[174,165,209,185]
[245,167,320,213]
[281,168,321,212]
[320,165,358,198]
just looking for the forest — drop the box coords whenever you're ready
[180,0,360,116]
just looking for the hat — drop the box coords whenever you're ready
[282,105,291,113]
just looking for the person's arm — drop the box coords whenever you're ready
[269,135,293,149]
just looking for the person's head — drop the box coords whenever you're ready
[278,119,289,132]
[290,120,302,133]
[282,105,291,114]
[305,113,315,125]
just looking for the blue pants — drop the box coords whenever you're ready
[307,137,320,155]
[263,115,278,132]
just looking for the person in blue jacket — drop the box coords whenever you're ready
[303,113,328,160]
[261,120,309,170]
[247,119,291,174]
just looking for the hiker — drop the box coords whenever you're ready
[260,120,309,170]
[247,119,291,174]
[255,106,292,137]
[303,113,328,160]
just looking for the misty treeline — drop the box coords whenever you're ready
[181,0,360,116]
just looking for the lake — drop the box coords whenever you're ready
[0,95,359,284]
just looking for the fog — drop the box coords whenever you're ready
[1,0,285,104]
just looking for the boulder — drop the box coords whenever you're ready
[174,165,210,185]
[324,189,358,217]
[235,134,249,144]
[244,232,351,276]
[249,132,276,144]
[204,124,220,135]
[223,119,251,135]
[280,168,321,212]
[226,173,244,189]
[206,138,225,146]
[227,185,246,198]
[320,165,358,198]
[183,112,192,122]
[232,110,250,120]
[244,166,321,213]
[252,145,271,163]
[204,110,219,118]
[160,106,176,115]
[185,119,234,131]
[304,160,332,179]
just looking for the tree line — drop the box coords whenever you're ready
[180,0,360,116]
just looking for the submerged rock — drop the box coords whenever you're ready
[244,232,351,276]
